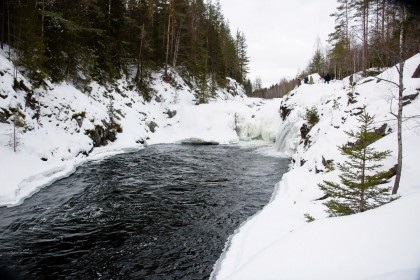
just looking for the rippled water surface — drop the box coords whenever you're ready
[0,144,288,279]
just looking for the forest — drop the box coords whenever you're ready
[253,0,419,99]
[0,0,250,102]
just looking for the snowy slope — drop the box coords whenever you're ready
[212,54,420,280]
[0,48,280,207]
[2,44,420,279]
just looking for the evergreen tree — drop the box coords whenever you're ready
[235,30,249,83]
[5,0,250,99]
[9,110,24,153]
[319,111,392,216]
[308,40,326,75]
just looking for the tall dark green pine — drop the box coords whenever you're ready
[235,30,249,83]
[309,48,325,74]
[15,0,48,84]
[319,111,392,216]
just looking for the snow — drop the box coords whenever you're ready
[1,45,420,279]
[211,54,420,280]
[214,192,420,280]
[0,47,280,206]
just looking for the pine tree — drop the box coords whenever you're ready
[319,111,392,216]
[235,30,249,83]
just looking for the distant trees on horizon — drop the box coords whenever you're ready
[252,0,419,99]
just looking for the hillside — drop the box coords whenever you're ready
[211,54,420,280]
[0,47,279,207]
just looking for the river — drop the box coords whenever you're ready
[0,144,288,279]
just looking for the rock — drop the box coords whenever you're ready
[412,64,420,78]
[165,109,177,118]
[85,122,119,147]
[300,123,310,139]
[148,121,158,133]
[180,138,219,145]
[403,92,419,102]
[0,109,11,123]
[279,104,292,121]
[375,123,388,137]
[322,156,333,167]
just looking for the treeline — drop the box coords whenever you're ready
[0,0,249,102]
[253,0,419,100]
[308,0,419,80]
[248,78,300,99]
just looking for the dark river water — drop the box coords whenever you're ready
[0,144,288,280]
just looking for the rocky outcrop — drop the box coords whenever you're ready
[85,121,122,147]
[148,121,158,133]
[279,104,292,121]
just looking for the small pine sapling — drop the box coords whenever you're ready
[319,111,392,216]
[8,111,25,152]
[305,106,320,128]
[304,213,315,223]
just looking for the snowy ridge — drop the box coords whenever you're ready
[212,54,420,280]
[0,48,280,207]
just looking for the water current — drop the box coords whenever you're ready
[0,144,289,279]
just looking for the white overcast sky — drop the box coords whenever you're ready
[218,0,337,87]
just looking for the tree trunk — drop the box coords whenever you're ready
[164,0,172,79]
[7,0,11,59]
[392,5,405,195]
[1,0,4,49]
[172,20,182,68]
[137,24,145,84]
[381,0,385,44]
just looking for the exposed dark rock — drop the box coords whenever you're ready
[155,95,162,103]
[322,156,333,168]
[180,138,219,145]
[280,104,292,121]
[13,79,32,93]
[300,159,306,166]
[350,107,364,116]
[375,123,388,137]
[148,121,158,133]
[85,122,120,147]
[315,194,330,201]
[412,64,420,78]
[347,92,357,105]
[403,100,412,106]
[136,138,146,145]
[403,92,419,102]
[41,157,48,161]
[165,109,177,118]
[0,108,11,123]
[300,123,310,139]
[72,112,86,128]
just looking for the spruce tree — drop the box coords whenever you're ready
[319,111,392,216]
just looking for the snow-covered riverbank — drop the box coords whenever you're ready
[212,54,420,280]
[0,48,281,207]
[2,46,420,279]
